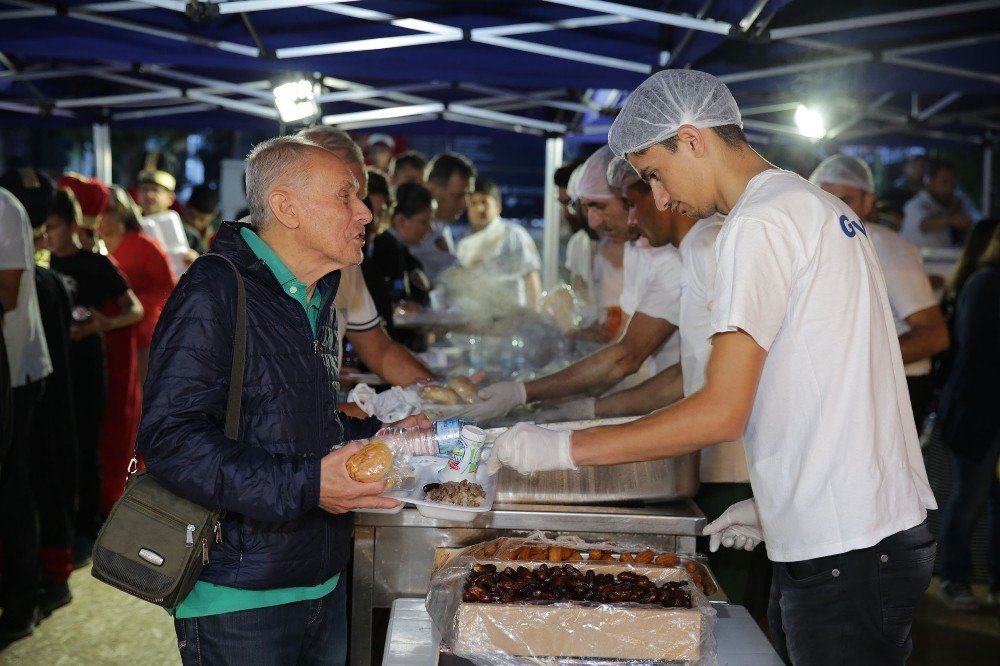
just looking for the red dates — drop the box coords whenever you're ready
[461,563,693,609]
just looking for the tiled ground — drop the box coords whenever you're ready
[3,569,998,664]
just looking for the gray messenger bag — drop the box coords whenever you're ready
[91,255,246,609]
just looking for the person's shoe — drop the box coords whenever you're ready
[939,580,978,611]
[0,609,38,651]
[37,582,72,619]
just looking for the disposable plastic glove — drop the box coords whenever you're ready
[702,498,763,552]
[539,397,596,423]
[488,423,577,475]
[474,381,527,421]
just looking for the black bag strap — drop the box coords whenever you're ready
[126,253,247,482]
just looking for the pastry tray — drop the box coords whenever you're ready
[355,452,499,522]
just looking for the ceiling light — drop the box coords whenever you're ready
[794,104,826,139]
[273,79,319,124]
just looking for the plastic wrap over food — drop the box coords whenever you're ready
[344,435,416,492]
[540,285,596,333]
[427,532,718,666]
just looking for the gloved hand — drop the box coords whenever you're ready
[488,423,577,475]
[473,381,527,421]
[702,498,763,552]
[538,397,595,423]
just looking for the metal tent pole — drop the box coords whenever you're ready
[93,122,112,184]
[542,136,564,292]
[984,142,994,217]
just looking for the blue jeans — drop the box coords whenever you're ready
[939,435,1000,591]
[174,578,347,666]
[768,520,935,666]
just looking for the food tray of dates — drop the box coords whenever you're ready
[380,455,499,522]
[427,535,717,665]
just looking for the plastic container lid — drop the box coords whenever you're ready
[460,425,486,443]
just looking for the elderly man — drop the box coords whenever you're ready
[476,146,681,421]
[138,136,400,665]
[494,70,936,665]
[297,126,434,392]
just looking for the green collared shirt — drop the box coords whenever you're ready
[240,226,324,336]
[172,227,337,619]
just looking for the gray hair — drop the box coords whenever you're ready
[244,135,321,231]
[297,125,364,166]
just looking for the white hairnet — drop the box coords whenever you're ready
[570,146,618,200]
[608,70,742,158]
[606,156,641,194]
[809,155,874,193]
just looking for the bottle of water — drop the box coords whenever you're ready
[374,418,467,457]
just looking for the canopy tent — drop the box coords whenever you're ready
[1,0,998,286]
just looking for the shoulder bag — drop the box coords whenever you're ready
[91,254,247,609]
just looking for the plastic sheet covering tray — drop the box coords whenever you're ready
[486,418,700,504]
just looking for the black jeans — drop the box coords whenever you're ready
[70,335,106,539]
[768,520,935,666]
[0,379,45,621]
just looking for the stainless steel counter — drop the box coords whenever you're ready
[350,500,708,666]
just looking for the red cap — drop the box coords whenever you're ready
[57,173,110,229]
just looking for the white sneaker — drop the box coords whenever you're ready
[939,580,978,612]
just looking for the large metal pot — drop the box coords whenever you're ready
[486,418,700,505]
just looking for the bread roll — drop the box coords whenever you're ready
[419,385,461,405]
[446,376,478,404]
[347,439,393,483]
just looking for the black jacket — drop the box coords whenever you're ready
[138,222,380,589]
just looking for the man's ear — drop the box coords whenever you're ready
[268,189,300,230]
[676,125,706,158]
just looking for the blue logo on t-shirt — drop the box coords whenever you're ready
[839,215,867,238]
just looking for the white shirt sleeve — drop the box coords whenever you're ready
[879,238,937,322]
[336,264,381,331]
[508,224,541,275]
[0,194,30,270]
[711,217,800,351]
[635,248,682,325]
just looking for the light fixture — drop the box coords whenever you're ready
[273,79,319,123]
[794,104,826,139]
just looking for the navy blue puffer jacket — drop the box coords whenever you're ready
[138,222,380,590]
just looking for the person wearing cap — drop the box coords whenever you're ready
[298,126,435,391]
[493,70,936,665]
[553,159,597,298]
[456,178,542,310]
[809,155,949,432]
[136,167,198,274]
[475,146,681,423]
[0,185,53,647]
[410,152,472,282]
[366,133,395,172]
[44,183,144,568]
[389,150,427,188]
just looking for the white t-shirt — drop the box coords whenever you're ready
[710,169,936,562]
[408,220,458,283]
[591,238,624,318]
[333,263,382,368]
[620,238,681,374]
[456,217,541,306]
[901,189,961,249]
[0,188,52,387]
[867,225,939,377]
[564,229,595,294]
[678,216,749,483]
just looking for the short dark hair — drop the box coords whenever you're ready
[186,184,219,214]
[49,188,81,226]
[425,152,476,185]
[927,159,957,179]
[390,150,427,176]
[472,177,501,202]
[366,168,391,200]
[392,182,434,219]
[657,123,747,152]
[553,158,586,189]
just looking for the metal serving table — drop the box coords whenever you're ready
[350,500,709,666]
